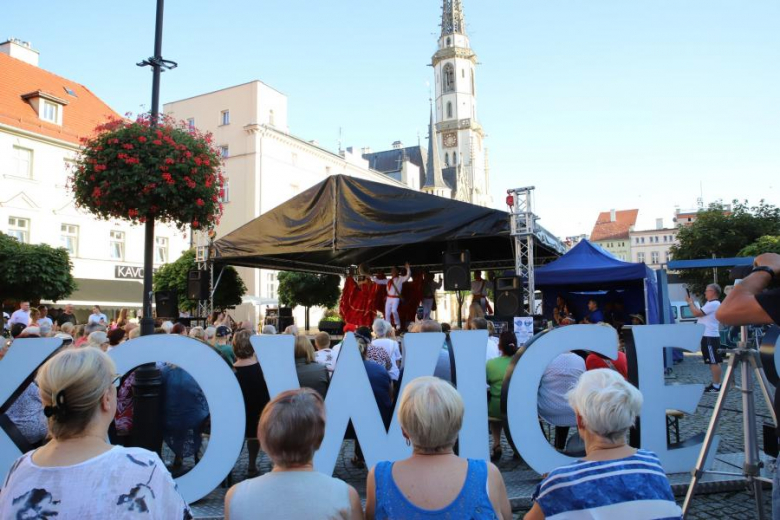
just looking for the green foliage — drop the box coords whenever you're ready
[0,233,76,303]
[277,271,341,310]
[670,201,780,295]
[72,114,224,231]
[153,249,247,312]
[739,236,780,257]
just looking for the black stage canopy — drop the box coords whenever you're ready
[213,175,565,275]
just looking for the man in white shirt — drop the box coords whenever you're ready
[313,331,336,375]
[37,305,53,330]
[372,262,411,331]
[87,305,108,325]
[8,302,30,327]
[686,283,723,393]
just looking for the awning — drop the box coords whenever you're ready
[42,278,144,308]
[213,175,566,274]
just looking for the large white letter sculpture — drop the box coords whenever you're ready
[629,324,718,473]
[0,338,63,477]
[449,330,490,460]
[504,324,617,474]
[110,335,245,503]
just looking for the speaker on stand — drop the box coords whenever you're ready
[442,251,471,291]
[187,269,210,300]
[494,276,525,319]
[154,290,179,319]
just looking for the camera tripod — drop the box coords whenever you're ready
[682,325,777,519]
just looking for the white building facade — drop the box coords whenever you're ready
[0,39,189,319]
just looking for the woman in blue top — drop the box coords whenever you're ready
[366,376,511,519]
[525,369,682,520]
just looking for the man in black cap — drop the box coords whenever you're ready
[214,325,235,364]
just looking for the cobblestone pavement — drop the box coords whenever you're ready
[180,351,776,518]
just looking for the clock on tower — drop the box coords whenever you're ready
[443,132,457,148]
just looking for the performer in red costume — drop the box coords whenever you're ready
[339,265,383,329]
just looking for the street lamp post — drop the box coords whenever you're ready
[132,0,177,454]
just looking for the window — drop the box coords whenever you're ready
[470,70,475,94]
[60,224,79,256]
[266,272,277,299]
[446,101,453,119]
[444,153,450,166]
[219,179,230,203]
[187,118,195,130]
[443,63,455,93]
[110,230,125,260]
[665,251,672,263]
[681,305,695,319]
[8,217,30,243]
[461,69,465,78]
[637,252,645,263]
[12,146,33,178]
[42,101,59,123]
[663,235,667,242]
[221,110,230,125]
[155,236,169,264]
[640,237,645,244]
[651,252,659,264]
[452,152,457,165]
[269,109,275,126]
[219,145,229,158]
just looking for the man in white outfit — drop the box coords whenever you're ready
[372,262,411,331]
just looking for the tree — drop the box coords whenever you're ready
[277,271,341,332]
[0,233,76,303]
[670,201,780,295]
[153,249,246,313]
[739,235,780,257]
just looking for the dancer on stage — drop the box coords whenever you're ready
[372,262,411,331]
[421,271,442,320]
[471,270,493,314]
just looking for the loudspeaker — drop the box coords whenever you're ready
[443,250,470,290]
[278,316,295,331]
[187,270,210,300]
[155,290,178,318]
[494,276,524,318]
[279,307,293,317]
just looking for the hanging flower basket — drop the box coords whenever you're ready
[71,114,224,230]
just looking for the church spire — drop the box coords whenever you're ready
[441,0,466,37]
[423,103,447,190]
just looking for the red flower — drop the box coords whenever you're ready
[192,220,200,228]
[196,198,205,207]
[165,158,175,165]
[122,143,134,150]
[153,139,163,146]
[138,136,147,143]
[128,209,139,218]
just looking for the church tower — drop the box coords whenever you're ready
[432,0,490,206]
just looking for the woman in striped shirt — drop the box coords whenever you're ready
[525,369,681,520]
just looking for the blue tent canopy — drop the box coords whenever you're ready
[535,240,660,324]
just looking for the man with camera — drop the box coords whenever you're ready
[717,253,779,326]
[716,252,779,519]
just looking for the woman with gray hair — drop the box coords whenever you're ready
[371,319,401,381]
[524,369,681,519]
[366,376,511,519]
[86,331,109,351]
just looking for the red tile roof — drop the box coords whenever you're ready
[0,53,119,145]
[590,209,639,242]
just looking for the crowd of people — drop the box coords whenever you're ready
[0,292,690,518]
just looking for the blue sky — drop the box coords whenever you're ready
[5,0,779,237]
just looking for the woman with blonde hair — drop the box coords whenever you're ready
[294,334,329,397]
[0,348,190,518]
[86,330,109,351]
[366,376,511,519]
[225,388,363,519]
